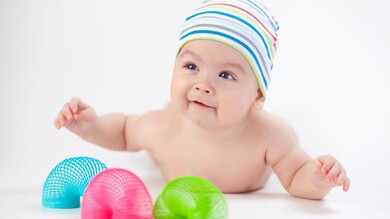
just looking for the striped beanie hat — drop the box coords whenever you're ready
[178,0,279,98]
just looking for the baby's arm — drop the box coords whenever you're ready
[266,121,350,200]
[54,97,142,151]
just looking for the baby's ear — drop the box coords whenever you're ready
[253,89,265,111]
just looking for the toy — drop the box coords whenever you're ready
[41,156,107,208]
[81,168,153,219]
[153,176,228,219]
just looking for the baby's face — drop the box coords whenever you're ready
[170,40,260,129]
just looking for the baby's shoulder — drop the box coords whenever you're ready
[128,108,180,149]
[136,108,181,133]
[253,111,298,145]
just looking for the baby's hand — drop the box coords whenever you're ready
[313,155,350,192]
[54,97,97,138]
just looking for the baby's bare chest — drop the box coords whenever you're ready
[150,139,270,192]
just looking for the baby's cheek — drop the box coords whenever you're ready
[170,84,183,101]
[219,100,248,120]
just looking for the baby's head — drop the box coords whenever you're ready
[177,0,279,99]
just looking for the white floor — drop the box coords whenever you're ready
[1,156,389,219]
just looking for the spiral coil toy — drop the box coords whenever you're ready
[81,168,153,219]
[42,156,107,208]
[153,176,228,219]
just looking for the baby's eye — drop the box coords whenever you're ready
[185,63,199,71]
[218,72,235,80]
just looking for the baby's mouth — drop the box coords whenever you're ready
[193,101,212,108]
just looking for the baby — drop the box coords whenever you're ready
[54,0,350,200]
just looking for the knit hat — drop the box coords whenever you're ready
[178,0,279,99]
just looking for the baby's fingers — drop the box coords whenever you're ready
[61,102,75,121]
[54,110,67,129]
[337,170,350,191]
[318,155,341,182]
[324,161,343,182]
[54,103,75,129]
[317,155,350,191]
[342,176,351,192]
[318,155,336,176]
[69,97,81,113]
[69,97,89,114]
[54,115,61,129]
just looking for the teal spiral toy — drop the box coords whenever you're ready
[42,156,107,208]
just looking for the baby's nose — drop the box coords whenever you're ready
[194,83,213,95]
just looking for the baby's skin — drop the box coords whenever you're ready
[54,40,350,199]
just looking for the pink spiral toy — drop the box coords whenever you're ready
[81,168,153,219]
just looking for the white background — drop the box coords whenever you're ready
[1,0,390,218]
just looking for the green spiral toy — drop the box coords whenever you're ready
[153,176,228,219]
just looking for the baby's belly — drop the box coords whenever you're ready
[157,158,272,193]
